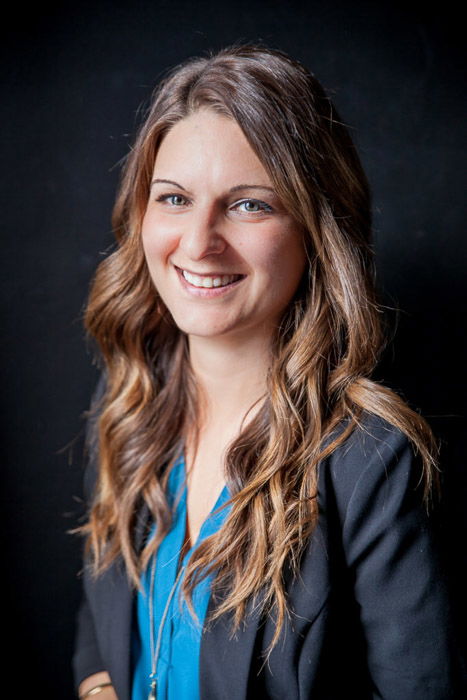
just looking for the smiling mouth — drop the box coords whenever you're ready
[180,268,244,289]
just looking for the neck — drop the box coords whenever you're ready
[187,331,272,430]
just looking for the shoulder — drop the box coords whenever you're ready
[315,416,462,697]
[320,412,427,528]
[324,410,422,474]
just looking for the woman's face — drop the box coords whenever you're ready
[141,108,306,344]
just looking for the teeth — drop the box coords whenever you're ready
[182,270,240,288]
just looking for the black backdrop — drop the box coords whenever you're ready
[1,1,465,696]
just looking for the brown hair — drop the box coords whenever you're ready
[82,44,438,653]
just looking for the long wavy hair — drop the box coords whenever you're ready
[82,44,438,652]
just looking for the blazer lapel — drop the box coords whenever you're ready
[106,503,152,700]
[199,592,261,699]
[101,560,134,700]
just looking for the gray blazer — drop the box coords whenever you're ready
[73,410,464,698]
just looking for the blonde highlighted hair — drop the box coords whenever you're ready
[81,44,438,653]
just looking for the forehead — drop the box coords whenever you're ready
[152,108,271,187]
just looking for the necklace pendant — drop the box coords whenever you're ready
[148,679,156,700]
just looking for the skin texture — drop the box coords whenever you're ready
[141,108,307,348]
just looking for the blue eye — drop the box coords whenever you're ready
[156,194,188,206]
[235,199,273,214]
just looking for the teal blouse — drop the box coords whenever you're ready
[131,456,231,699]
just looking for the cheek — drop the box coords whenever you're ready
[141,212,174,266]
[272,238,307,306]
[257,228,306,283]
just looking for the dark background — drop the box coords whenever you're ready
[1,1,465,696]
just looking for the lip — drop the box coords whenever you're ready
[174,266,245,298]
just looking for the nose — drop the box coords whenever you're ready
[178,206,227,260]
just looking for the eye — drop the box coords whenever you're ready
[155,193,189,206]
[233,199,273,214]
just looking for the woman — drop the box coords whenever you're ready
[73,45,460,699]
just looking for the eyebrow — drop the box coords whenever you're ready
[151,178,275,194]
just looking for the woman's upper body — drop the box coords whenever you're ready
[74,409,462,699]
[74,44,465,699]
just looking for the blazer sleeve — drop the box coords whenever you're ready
[72,374,107,689]
[328,415,463,698]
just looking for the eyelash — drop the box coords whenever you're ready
[234,199,273,214]
[156,194,188,206]
[155,193,273,214]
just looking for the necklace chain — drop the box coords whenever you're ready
[148,549,186,700]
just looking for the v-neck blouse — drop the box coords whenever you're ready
[131,456,231,700]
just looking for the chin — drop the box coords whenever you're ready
[167,313,226,338]
[177,324,234,339]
